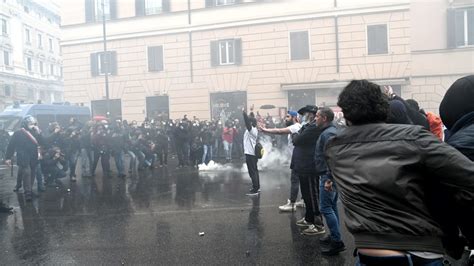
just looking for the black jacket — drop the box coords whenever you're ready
[325,123,474,254]
[5,128,43,167]
[290,122,325,174]
[445,111,474,249]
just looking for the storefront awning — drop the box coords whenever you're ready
[281,78,410,91]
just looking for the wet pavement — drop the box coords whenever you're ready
[0,159,356,265]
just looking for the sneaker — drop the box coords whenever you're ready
[302,224,326,236]
[296,218,312,227]
[321,240,346,256]
[295,199,305,208]
[279,200,296,212]
[246,189,259,196]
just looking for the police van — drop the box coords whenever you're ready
[0,102,91,135]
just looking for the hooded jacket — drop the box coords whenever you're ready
[325,123,474,253]
[290,122,325,174]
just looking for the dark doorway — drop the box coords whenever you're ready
[210,91,247,121]
[288,89,316,112]
[91,99,122,120]
[146,95,170,121]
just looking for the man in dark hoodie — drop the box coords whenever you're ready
[439,75,474,264]
[291,105,326,236]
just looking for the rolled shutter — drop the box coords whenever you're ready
[90,53,98,76]
[210,41,219,67]
[110,51,117,75]
[85,0,95,23]
[135,0,145,16]
[110,0,117,19]
[234,38,242,65]
[162,0,170,12]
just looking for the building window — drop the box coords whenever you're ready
[211,39,242,66]
[3,51,10,66]
[39,61,44,74]
[90,51,117,76]
[448,8,474,47]
[37,33,43,48]
[24,5,30,13]
[27,57,33,72]
[50,64,54,76]
[367,24,389,55]
[25,28,31,44]
[4,85,12,97]
[28,88,34,99]
[145,0,162,15]
[289,31,310,60]
[86,0,117,22]
[96,0,111,21]
[49,38,53,52]
[216,0,235,6]
[148,46,164,72]
[1,18,7,36]
[136,0,169,16]
[219,40,235,65]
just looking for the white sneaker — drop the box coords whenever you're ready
[295,199,305,208]
[279,199,296,212]
[302,224,326,236]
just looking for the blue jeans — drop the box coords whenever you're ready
[223,141,233,160]
[113,151,125,175]
[356,253,444,266]
[202,145,212,164]
[319,176,341,242]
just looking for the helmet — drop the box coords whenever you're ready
[21,115,37,129]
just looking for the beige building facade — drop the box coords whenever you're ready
[60,0,474,121]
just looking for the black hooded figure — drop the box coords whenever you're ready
[5,116,43,201]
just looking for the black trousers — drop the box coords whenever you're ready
[246,154,260,190]
[92,149,110,175]
[298,173,322,225]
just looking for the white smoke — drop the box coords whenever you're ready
[198,160,235,171]
[199,136,291,173]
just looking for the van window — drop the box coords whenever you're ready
[37,114,56,131]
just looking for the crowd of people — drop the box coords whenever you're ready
[1,75,474,265]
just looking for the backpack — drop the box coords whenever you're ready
[255,142,264,159]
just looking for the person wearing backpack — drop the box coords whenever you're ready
[243,107,260,196]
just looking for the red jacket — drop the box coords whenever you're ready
[222,127,237,143]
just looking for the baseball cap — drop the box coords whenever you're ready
[288,111,298,117]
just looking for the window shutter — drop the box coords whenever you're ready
[455,10,465,47]
[378,25,388,54]
[148,46,156,71]
[156,46,164,71]
[467,9,474,45]
[290,31,309,60]
[447,9,456,48]
[162,0,170,12]
[110,51,117,75]
[85,0,95,23]
[90,53,98,76]
[210,41,219,67]
[234,39,242,65]
[135,0,145,16]
[206,0,215,8]
[367,26,377,54]
[110,0,117,19]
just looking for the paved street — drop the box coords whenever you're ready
[0,159,358,265]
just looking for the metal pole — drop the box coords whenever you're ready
[102,0,110,118]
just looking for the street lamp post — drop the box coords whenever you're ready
[102,0,110,118]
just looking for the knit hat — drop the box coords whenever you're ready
[439,75,474,130]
